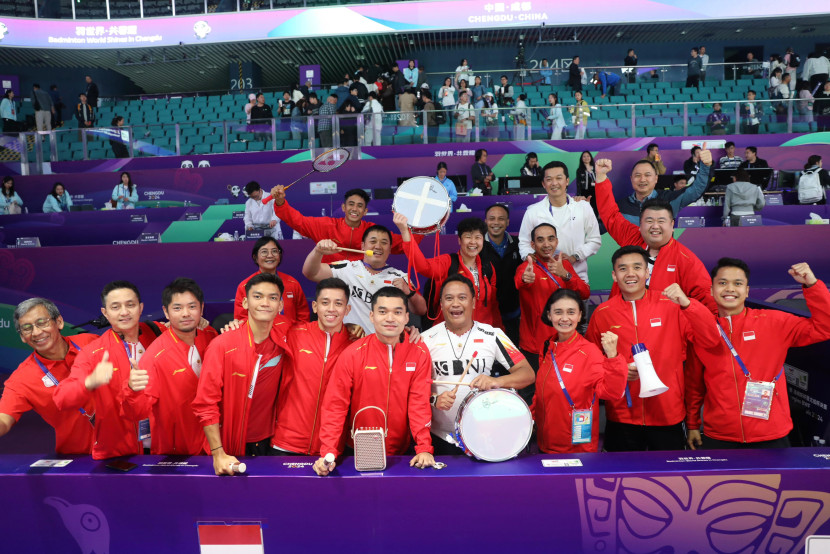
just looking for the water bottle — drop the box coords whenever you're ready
[233,230,239,241]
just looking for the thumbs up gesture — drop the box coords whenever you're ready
[128,358,149,392]
[700,149,713,166]
[85,351,114,391]
[522,261,536,284]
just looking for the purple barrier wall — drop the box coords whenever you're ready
[2,450,829,553]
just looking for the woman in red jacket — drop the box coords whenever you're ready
[532,289,627,453]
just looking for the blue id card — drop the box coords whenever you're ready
[138,418,151,441]
[742,380,774,420]
[571,409,593,444]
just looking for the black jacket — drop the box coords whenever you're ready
[250,104,274,121]
[481,234,522,315]
[85,82,99,107]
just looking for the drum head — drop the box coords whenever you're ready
[392,177,451,234]
[456,389,533,462]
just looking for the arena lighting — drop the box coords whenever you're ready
[537,29,579,44]
[735,28,743,32]
[471,35,479,42]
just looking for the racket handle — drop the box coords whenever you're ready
[324,453,335,467]
[261,195,272,204]
[230,462,247,474]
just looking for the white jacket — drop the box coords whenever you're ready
[518,195,601,284]
[244,196,282,238]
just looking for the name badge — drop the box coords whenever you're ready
[666,265,676,272]
[741,380,775,420]
[571,409,593,444]
[138,418,151,441]
[563,363,574,373]
[406,362,416,372]
[650,318,662,327]
[743,331,756,341]
[42,375,56,388]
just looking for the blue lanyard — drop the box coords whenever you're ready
[550,353,596,410]
[35,340,91,419]
[535,261,561,285]
[716,322,784,382]
[113,331,135,360]
[548,196,569,217]
[362,261,390,273]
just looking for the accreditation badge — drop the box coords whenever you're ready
[741,380,775,420]
[571,409,593,444]
[138,418,151,441]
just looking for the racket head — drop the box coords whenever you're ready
[313,147,351,172]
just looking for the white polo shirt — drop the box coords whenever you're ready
[330,260,409,334]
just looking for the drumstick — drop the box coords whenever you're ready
[338,247,378,256]
[452,351,478,393]
[433,380,476,386]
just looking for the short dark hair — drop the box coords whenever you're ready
[245,272,284,296]
[691,146,701,155]
[370,286,409,312]
[746,146,758,154]
[646,143,659,154]
[747,89,757,96]
[436,161,448,172]
[251,236,283,266]
[343,188,370,205]
[162,277,204,308]
[485,203,509,218]
[475,148,487,162]
[456,217,487,237]
[673,175,687,184]
[725,141,735,148]
[611,245,649,268]
[328,94,338,100]
[540,289,586,328]
[632,159,658,174]
[735,169,751,181]
[542,161,569,180]
[362,224,392,244]
[807,154,822,167]
[640,198,674,219]
[711,257,751,281]
[691,47,699,54]
[244,181,261,195]
[315,277,350,301]
[101,280,141,307]
[531,223,557,241]
[440,274,475,297]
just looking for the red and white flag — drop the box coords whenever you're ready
[198,524,264,554]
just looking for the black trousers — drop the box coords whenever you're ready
[604,420,686,452]
[245,439,276,456]
[685,75,700,89]
[701,435,790,450]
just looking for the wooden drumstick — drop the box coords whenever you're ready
[433,380,475,386]
[338,247,378,256]
[451,351,478,393]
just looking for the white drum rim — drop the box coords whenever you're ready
[392,176,452,235]
[455,388,533,462]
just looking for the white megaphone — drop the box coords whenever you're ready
[631,343,668,398]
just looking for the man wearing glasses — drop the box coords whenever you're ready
[0,298,98,453]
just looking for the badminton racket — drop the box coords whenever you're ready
[262,147,351,202]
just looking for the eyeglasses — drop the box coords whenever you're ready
[19,318,55,336]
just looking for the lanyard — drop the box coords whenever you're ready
[113,330,134,360]
[548,196,569,217]
[716,322,784,382]
[551,354,596,410]
[36,340,91,419]
[362,261,390,273]
[535,261,561,285]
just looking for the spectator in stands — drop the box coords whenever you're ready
[112,171,138,210]
[686,47,702,89]
[439,77,457,126]
[743,52,762,78]
[539,59,553,85]
[575,150,600,225]
[1,89,19,133]
[648,69,660,80]
[32,83,54,133]
[496,74,514,106]
[455,59,472,89]
[624,49,638,83]
[511,93,529,141]
[739,146,771,189]
[521,153,541,177]
[289,83,303,103]
[769,54,786,77]
[471,148,495,194]
[568,56,582,92]
[481,92,499,142]
[809,53,830,93]
[457,79,470,105]
[816,81,830,131]
[646,143,666,175]
[250,93,273,140]
[719,141,743,169]
[421,90,439,144]
[49,85,64,128]
[801,53,818,89]
[569,91,590,140]
[110,116,129,159]
[435,162,458,209]
[684,147,704,184]
[317,94,337,148]
[741,90,762,134]
[706,102,730,135]
[672,175,688,191]
[592,70,621,98]
[278,91,294,122]
[416,64,428,89]
[399,87,417,128]
[546,93,566,140]
[403,60,418,90]
[244,93,256,123]
[75,93,95,133]
[454,91,475,143]
[300,79,314,99]
[290,98,306,141]
[338,95,360,146]
[361,91,383,146]
[471,76,486,110]
[43,182,73,213]
[699,46,709,84]
[390,63,407,100]
[349,81,368,106]
[784,47,800,91]
[1,176,23,215]
[768,67,783,98]
[797,80,815,123]
[481,203,522,344]
[724,169,765,226]
[244,181,282,239]
[84,75,99,108]
[801,155,830,204]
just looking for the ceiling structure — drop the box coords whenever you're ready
[1,14,828,94]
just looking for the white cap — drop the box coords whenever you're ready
[248,93,256,101]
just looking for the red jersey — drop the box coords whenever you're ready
[595,177,717,314]
[403,241,502,328]
[233,270,310,323]
[685,281,830,443]
[246,337,284,443]
[514,258,590,354]
[0,334,98,454]
[318,334,433,458]
[532,333,627,453]
[585,291,708,427]
[271,322,355,454]
[53,329,156,460]
[120,327,217,455]
[273,200,419,263]
[192,321,288,456]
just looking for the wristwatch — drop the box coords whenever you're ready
[572,253,581,262]
[562,271,572,281]
[430,394,438,406]
[406,289,417,299]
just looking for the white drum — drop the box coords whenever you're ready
[392,176,451,235]
[453,388,533,462]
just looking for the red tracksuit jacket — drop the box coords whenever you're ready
[233,270,310,323]
[192,321,288,456]
[595,177,717,314]
[273,200,418,263]
[120,327,217,455]
[586,291,709,427]
[0,334,98,454]
[515,258,590,355]
[318,333,434,458]
[685,280,830,443]
[271,323,354,455]
[403,241,502,328]
[53,329,156,459]
[531,333,628,453]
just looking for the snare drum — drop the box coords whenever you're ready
[392,177,451,235]
[453,388,533,462]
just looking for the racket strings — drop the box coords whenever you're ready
[312,148,350,172]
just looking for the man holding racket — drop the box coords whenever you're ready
[422,275,534,454]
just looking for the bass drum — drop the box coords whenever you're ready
[392,176,451,235]
[453,388,533,462]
